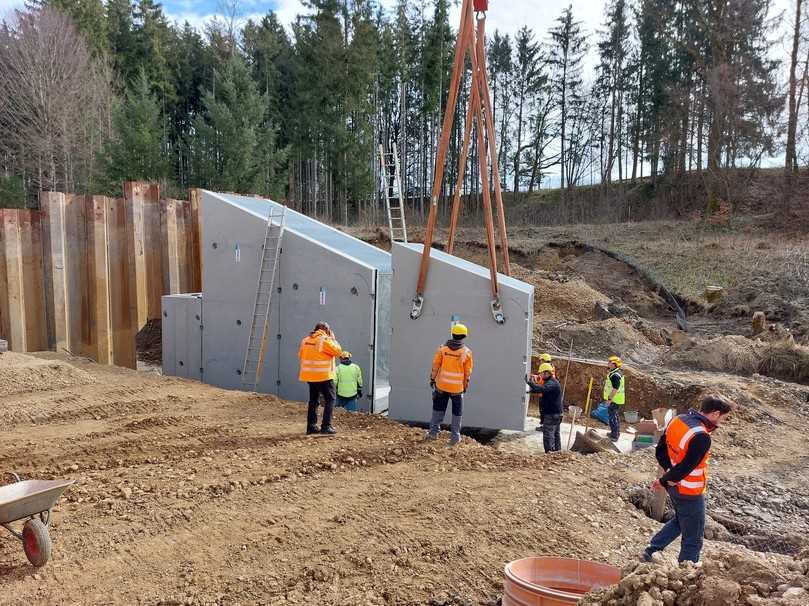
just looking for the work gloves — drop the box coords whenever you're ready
[357,389,363,399]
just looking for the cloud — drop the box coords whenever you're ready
[0,0,24,19]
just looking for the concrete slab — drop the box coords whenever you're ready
[492,417,636,455]
[389,242,534,431]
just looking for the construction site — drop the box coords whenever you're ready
[2,0,809,605]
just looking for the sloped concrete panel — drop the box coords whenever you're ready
[192,191,391,413]
[389,243,533,431]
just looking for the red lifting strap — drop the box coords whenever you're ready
[473,0,488,10]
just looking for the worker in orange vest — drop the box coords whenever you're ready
[298,322,343,435]
[642,394,734,563]
[427,323,474,446]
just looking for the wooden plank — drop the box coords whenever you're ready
[62,195,94,357]
[189,188,202,292]
[19,210,48,351]
[124,182,163,326]
[2,210,27,351]
[162,199,181,294]
[41,193,71,354]
[108,197,137,369]
[88,196,112,364]
[175,200,190,293]
[0,210,11,344]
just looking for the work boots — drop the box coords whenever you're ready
[427,409,444,440]
[449,415,462,446]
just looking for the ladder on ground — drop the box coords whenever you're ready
[241,206,287,391]
[378,143,408,243]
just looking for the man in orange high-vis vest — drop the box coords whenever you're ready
[642,394,734,563]
[427,323,474,446]
[298,322,343,435]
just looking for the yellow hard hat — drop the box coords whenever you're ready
[538,363,554,374]
[451,323,468,337]
[539,353,552,362]
[340,351,352,359]
[608,355,623,367]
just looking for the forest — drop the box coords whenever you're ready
[0,0,806,223]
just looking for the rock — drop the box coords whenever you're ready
[594,302,613,320]
[752,311,767,335]
[783,587,808,599]
[120,487,132,500]
[661,590,676,606]
[699,578,741,606]
[636,591,655,606]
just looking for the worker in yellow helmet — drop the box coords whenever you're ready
[531,353,557,431]
[525,363,563,452]
[335,351,363,412]
[602,355,626,442]
[427,322,474,446]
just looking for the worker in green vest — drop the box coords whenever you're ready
[335,351,363,412]
[602,355,626,441]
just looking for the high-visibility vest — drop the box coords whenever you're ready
[665,413,711,497]
[298,330,342,382]
[335,363,363,398]
[603,369,625,405]
[431,344,473,394]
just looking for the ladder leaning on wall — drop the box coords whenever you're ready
[241,205,287,392]
[378,143,408,243]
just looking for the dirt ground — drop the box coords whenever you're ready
[3,218,809,604]
[1,347,808,605]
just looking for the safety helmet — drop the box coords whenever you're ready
[539,353,552,363]
[538,362,554,374]
[451,323,468,337]
[608,355,623,367]
[340,351,352,359]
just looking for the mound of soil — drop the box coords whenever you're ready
[0,352,95,395]
[539,318,661,365]
[667,335,809,385]
[136,319,162,365]
[580,547,809,606]
[510,268,610,322]
[540,242,673,319]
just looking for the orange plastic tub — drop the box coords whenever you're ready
[503,557,620,606]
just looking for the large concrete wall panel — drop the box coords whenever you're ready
[389,243,533,431]
[274,230,377,410]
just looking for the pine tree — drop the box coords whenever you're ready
[28,0,109,56]
[549,5,587,193]
[512,27,541,194]
[192,55,280,195]
[104,69,169,188]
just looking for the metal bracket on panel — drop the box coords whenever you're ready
[490,298,505,324]
[410,295,424,319]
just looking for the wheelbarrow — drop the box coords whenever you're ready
[0,473,74,567]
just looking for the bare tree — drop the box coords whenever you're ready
[0,7,112,199]
[785,0,803,208]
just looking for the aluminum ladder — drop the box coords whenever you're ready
[378,143,408,242]
[241,205,287,391]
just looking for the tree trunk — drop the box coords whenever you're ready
[784,0,803,209]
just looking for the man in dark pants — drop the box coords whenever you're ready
[298,322,343,434]
[601,355,626,441]
[642,394,734,563]
[526,363,563,453]
[427,323,474,446]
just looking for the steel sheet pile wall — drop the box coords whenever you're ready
[389,242,534,431]
[0,182,202,368]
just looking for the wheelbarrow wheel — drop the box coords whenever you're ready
[22,519,51,567]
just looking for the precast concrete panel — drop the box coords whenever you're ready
[198,191,391,411]
[275,229,378,411]
[389,243,533,431]
[161,293,203,380]
[200,192,277,390]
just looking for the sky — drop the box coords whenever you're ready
[0,0,796,65]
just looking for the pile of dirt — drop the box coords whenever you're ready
[539,318,661,365]
[0,352,95,395]
[668,335,809,385]
[580,547,809,606]
[136,319,162,365]
[510,266,610,322]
